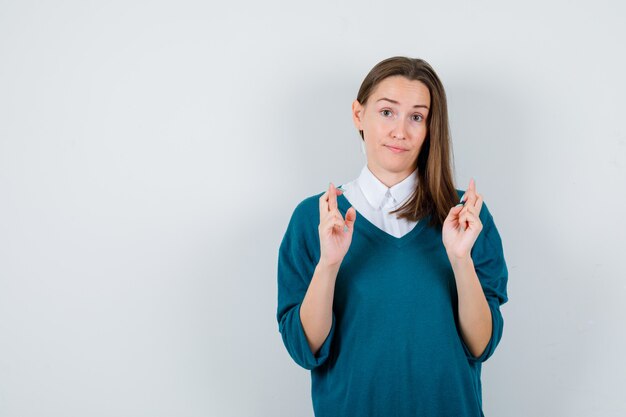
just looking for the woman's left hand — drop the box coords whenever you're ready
[442,178,483,260]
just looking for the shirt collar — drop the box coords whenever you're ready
[357,164,418,210]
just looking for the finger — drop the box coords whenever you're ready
[460,188,471,204]
[460,205,476,219]
[324,214,347,234]
[450,203,463,214]
[319,183,342,212]
[319,187,330,214]
[444,203,463,225]
[344,206,356,228]
[459,203,474,230]
[459,207,466,227]
[328,182,338,211]
[465,178,477,207]
[461,202,474,217]
[333,211,345,224]
[459,211,467,231]
[328,207,346,229]
[461,207,482,231]
[474,193,483,213]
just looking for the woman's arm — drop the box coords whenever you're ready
[300,261,340,356]
[299,183,355,356]
[443,179,507,360]
[449,255,492,358]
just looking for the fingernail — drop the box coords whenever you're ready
[343,225,349,232]
[460,193,466,203]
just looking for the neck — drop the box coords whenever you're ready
[367,163,416,188]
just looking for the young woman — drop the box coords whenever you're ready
[276,56,509,417]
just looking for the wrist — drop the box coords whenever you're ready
[447,252,473,269]
[316,259,341,274]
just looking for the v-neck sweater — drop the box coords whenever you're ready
[338,164,419,238]
[276,188,509,417]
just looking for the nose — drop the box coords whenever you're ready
[391,119,408,140]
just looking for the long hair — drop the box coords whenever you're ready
[355,56,459,229]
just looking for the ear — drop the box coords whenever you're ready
[351,99,364,131]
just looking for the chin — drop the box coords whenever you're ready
[381,162,410,172]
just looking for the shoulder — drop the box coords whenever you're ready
[283,191,325,237]
[280,192,324,258]
[291,191,324,221]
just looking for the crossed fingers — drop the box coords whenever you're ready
[319,182,347,232]
[461,178,483,215]
[458,178,483,231]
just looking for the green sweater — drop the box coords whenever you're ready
[276,188,509,417]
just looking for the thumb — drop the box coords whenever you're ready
[345,206,356,226]
[446,204,463,220]
[452,203,464,213]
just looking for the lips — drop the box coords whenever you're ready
[385,145,408,152]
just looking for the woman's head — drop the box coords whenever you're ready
[352,56,459,228]
[352,74,430,185]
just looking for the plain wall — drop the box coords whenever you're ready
[1,0,625,416]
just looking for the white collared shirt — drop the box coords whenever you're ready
[339,165,418,238]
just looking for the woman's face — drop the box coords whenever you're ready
[352,75,430,185]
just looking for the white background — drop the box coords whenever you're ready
[1,1,625,416]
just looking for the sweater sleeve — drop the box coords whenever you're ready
[276,197,336,370]
[460,201,509,363]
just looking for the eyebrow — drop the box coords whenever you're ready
[376,97,429,110]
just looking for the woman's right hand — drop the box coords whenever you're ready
[318,182,356,268]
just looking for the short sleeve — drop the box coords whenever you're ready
[460,201,509,363]
[276,197,336,370]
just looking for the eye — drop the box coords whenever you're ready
[380,109,393,117]
[412,114,424,122]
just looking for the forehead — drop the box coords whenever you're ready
[370,76,431,106]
